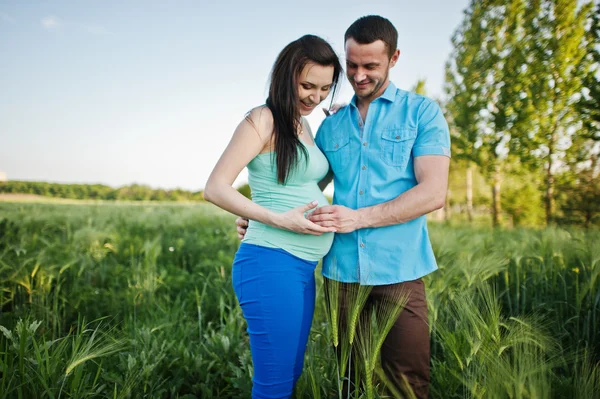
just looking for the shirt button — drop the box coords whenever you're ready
[359,190,364,195]
[363,142,368,146]
[335,144,339,148]
[396,135,400,139]
[360,243,365,248]
[362,165,366,170]
[358,120,363,127]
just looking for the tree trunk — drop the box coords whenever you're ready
[546,135,556,226]
[466,164,474,222]
[591,153,599,178]
[491,164,502,228]
[545,167,554,226]
[585,211,592,228]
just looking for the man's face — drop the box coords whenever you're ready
[345,38,399,102]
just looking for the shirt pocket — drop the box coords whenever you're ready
[321,134,350,173]
[381,128,417,169]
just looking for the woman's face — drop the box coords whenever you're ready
[297,62,334,116]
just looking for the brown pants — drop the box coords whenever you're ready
[332,279,430,399]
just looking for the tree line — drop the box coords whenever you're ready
[444,0,599,227]
[0,181,205,202]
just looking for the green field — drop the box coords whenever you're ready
[0,201,598,398]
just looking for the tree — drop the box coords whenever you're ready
[445,2,488,222]
[557,169,600,226]
[413,79,452,221]
[554,3,600,227]
[446,0,533,227]
[515,0,594,225]
[573,2,600,173]
[411,79,427,96]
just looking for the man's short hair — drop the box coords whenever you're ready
[345,15,398,58]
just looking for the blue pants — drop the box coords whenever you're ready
[232,243,318,399]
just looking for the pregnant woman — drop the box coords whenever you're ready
[203,34,342,398]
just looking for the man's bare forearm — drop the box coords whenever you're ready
[356,180,446,229]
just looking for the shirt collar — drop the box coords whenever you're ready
[350,81,397,108]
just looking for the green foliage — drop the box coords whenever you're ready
[411,79,427,96]
[501,169,546,227]
[447,159,491,208]
[0,181,205,202]
[236,183,252,199]
[0,202,242,397]
[556,169,600,227]
[433,285,558,399]
[0,202,598,397]
[0,317,126,398]
[576,3,600,147]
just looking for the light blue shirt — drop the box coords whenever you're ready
[314,82,451,285]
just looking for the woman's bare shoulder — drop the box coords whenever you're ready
[245,105,274,141]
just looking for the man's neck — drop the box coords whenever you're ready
[356,80,391,119]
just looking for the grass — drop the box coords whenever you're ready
[0,200,598,398]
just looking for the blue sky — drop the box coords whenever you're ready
[0,0,470,191]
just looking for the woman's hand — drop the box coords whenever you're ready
[272,201,337,236]
[236,201,337,238]
[236,217,249,240]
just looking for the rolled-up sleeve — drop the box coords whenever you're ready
[413,100,451,157]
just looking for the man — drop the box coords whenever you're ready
[238,15,450,398]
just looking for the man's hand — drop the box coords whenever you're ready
[275,201,337,235]
[236,217,248,240]
[306,205,361,233]
[322,103,347,116]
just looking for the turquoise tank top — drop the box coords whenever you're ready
[242,137,334,262]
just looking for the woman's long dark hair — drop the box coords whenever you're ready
[266,35,343,184]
